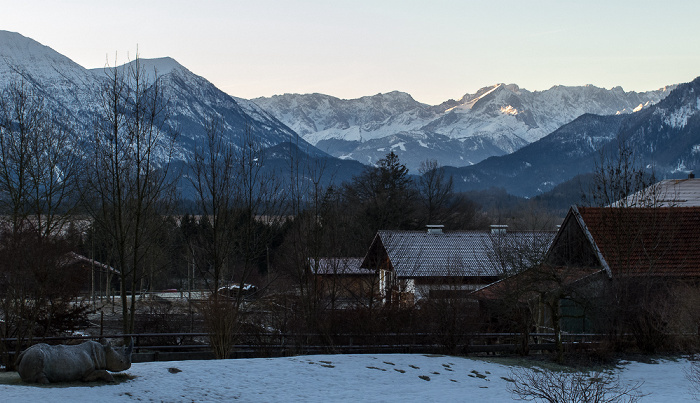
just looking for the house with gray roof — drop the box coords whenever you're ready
[361,225,554,305]
[612,175,700,207]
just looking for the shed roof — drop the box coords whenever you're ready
[309,257,375,276]
[471,265,603,301]
[62,252,119,274]
[363,230,554,278]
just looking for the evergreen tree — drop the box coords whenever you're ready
[344,152,417,243]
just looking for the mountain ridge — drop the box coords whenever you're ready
[254,82,675,171]
[0,30,364,197]
[443,77,700,197]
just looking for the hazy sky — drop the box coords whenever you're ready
[5,0,700,104]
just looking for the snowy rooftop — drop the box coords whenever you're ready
[613,178,700,207]
[364,230,554,278]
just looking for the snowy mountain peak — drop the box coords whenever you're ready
[0,30,56,60]
[446,76,700,197]
[459,84,503,104]
[0,32,321,189]
[90,56,188,81]
[368,90,414,100]
[137,57,185,76]
[451,83,527,112]
[0,30,87,84]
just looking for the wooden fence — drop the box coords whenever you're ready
[1,331,610,363]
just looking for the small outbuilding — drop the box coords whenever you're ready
[308,257,380,308]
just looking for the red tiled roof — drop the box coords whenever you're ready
[577,207,700,277]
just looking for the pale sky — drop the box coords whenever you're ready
[5,0,700,105]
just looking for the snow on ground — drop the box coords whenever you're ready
[0,354,696,402]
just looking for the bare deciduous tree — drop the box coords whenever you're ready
[0,79,81,236]
[417,159,453,225]
[507,367,645,403]
[274,137,347,342]
[86,53,178,335]
[190,115,237,296]
[189,115,285,358]
[578,139,686,353]
[0,77,85,368]
[583,137,656,208]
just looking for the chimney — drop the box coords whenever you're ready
[490,224,508,234]
[689,172,695,179]
[426,224,444,234]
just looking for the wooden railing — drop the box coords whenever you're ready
[1,331,613,363]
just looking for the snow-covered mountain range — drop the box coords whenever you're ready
[2,30,695,201]
[0,31,322,166]
[0,31,367,193]
[443,76,700,197]
[254,84,674,171]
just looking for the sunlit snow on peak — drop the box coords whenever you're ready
[448,84,503,112]
[500,105,518,115]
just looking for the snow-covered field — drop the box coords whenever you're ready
[0,354,695,402]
